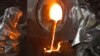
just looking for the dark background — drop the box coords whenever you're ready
[26,0,76,56]
[0,0,76,56]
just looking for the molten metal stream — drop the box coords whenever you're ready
[44,21,58,53]
[44,21,63,53]
[44,3,63,53]
[50,21,57,51]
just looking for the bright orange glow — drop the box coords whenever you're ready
[49,3,63,22]
[44,3,63,53]
[44,41,63,53]
[10,31,20,40]
[50,22,56,52]
[44,22,57,53]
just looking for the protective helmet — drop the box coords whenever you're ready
[3,7,23,28]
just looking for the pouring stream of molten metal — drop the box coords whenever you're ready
[44,3,63,53]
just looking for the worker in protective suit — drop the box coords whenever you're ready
[0,7,22,56]
[70,0,100,56]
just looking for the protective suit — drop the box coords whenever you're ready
[70,0,100,56]
[0,7,22,56]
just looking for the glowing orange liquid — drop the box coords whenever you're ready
[44,21,62,53]
[44,3,63,53]
[50,21,57,51]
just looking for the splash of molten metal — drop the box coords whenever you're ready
[44,41,64,53]
[44,3,63,53]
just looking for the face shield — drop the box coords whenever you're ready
[3,7,23,28]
